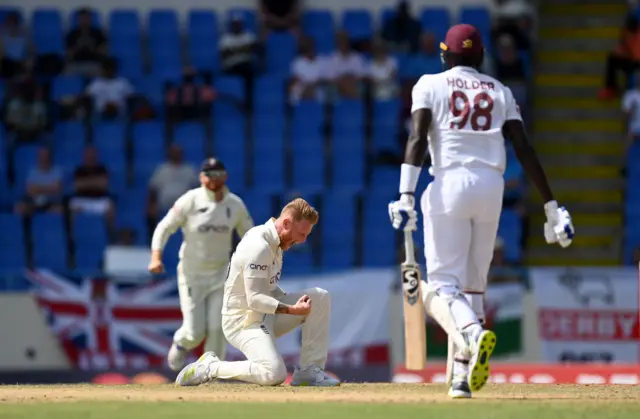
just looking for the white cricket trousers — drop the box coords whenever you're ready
[421,166,504,318]
[216,287,331,386]
[173,262,228,360]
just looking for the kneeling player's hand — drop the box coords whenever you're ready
[388,194,417,231]
[148,259,165,274]
[289,295,312,316]
[543,201,574,248]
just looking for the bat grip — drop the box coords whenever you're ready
[404,230,416,265]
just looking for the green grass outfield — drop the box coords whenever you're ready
[1,383,639,419]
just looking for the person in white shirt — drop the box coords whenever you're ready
[325,31,366,99]
[289,37,326,103]
[622,74,640,155]
[85,58,134,118]
[175,198,340,387]
[388,24,574,399]
[148,158,254,371]
[368,38,399,100]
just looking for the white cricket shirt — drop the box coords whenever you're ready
[411,66,522,175]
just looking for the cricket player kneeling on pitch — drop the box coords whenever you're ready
[149,158,254,372]
[175,198,340,387]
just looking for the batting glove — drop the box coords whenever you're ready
[543,200,574,248]
[388,194,418,232]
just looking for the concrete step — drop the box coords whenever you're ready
[535,73,600,88]
[531,201,623,214]
[534,85,601,99]
[529,189,622,204]
[534,119,622,133]
[534,106,620,120]
[538,153,622,167]
[536,60,605,76]
[537,141,624,155]
[545,165,621,179]
[538,38,616,52]
[526,246,620,266]
[540,3,627,14]
[545,177,625,191]
[539,27,618,40]
[534,97,618,110]
[533,130,622,143]
[539,15,624,28]
[537,51,607,63]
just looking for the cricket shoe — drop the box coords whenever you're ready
[175,351,220,387]
[467,329,497,392]
[290,366,341,387]
[167,343,188,372]
[448,374,472,399]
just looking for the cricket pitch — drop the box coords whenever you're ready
[1,383,639,418]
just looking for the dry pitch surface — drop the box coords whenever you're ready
[1,384,639,419]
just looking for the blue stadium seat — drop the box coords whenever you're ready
[51,76,84,101]
[134,76,164,111]
[14,145,40,192]
[214,119,247,192]
[173,123,207,167]
[109,9,141,57]
[370,166,400,192]
[70,8,102,27]
[225,8,257,34]
[332,129,365,193]
[303,9,335,54]
[132,121,166,185]
[291,130,325,194]
[212,100,245,122]
[54,122,85,182]
[0,214,27,271]
[189,42,220,72]
[163,230,183,274]
[254,75,286,108]
[421,7,450,41]
[292,101,324,132]
[363,192,397,266]
[342,9,373,41]
[117,54,143,79]
[32,9,64,54]
[458,7,491,50]
[93,122,127,171]
[243,190,273,226]
[253,117,286,194]
[32,213,68,271]
[372,99,401,153]
[321,191,356,269]
[188,9,218,36]
[215,76,245,102]
[0,8,22,25]
[380,7,395,26]
[148,9,179,37]
[266,32,297,75]
[498,209,522,262]
[72,213,108,271]
[333,99,364,130]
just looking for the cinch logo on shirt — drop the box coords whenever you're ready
[249,263,268,270]
[198,224,231,233]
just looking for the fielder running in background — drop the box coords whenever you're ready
[175,198,340,387]
[388,24,575,398]
[148,157,254,371]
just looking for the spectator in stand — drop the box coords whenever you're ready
[492,0,534,52]
[622,71,640,162]
[69,146,114,221]
[259,0,301,37]
[0,11,28,80]
[65,8,107,76]
[325,31,366,100]
[146,144,198,223]
[289,37,326,103]
[368,38,399,101]
[405,32,441,80]
[220,13,258,104]
[15,147,63,216]
[165,67,216,122]
[3,76,49,144]
[381,0,421,54]
[599,15,640,100]
[84,57,134,120]
[493,35,526,83]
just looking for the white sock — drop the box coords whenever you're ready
[213,360,255,382]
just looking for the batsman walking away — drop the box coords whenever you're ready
[148,157,254,372]
[175,198,340,387]
[389,24,575,399]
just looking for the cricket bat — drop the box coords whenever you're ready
[401,230,427,370]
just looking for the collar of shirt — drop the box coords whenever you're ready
[203,185,229,201]
[265,218,281,251]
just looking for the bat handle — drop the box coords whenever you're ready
[404,230,416,265]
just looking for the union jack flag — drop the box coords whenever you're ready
[25,269,196,370]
